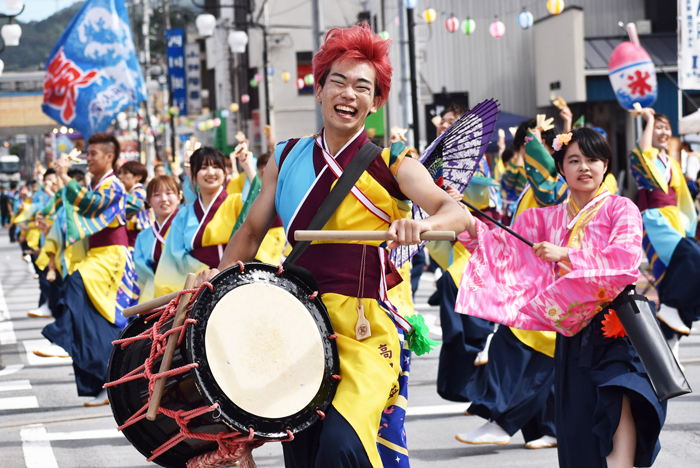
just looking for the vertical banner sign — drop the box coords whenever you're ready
[167,28,187,115]
[680,0,700,90]
[185,43,203,115]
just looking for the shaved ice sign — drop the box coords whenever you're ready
[608,41,658,111]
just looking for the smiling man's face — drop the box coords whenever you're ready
[315,59,380,140]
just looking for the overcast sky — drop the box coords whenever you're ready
[9,0,82,23]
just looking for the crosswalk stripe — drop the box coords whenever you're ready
[22,428,123,441]
[0,380,31,392]
[406,404,470,417]
[21,426,59,468]
[0,321,17,346]
[23,339,73,366]
[0,364,24,377]
[0,396,39,410]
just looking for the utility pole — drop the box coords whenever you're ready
[142,0,153,172]
[311,0,323,130]
[162,0,176,166]
[406,5,420,150]
[379,0,389,147]
[398,0,410,146]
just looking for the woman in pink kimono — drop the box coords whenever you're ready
[455,128,665,468]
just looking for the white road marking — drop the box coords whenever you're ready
[406,403,470,417]
[22,428,123,441]
[0,379,31,392]
[0,321,17,345]
[20,425,59,468]
[0,364,24,377]
[23,339,73,366]
[0,278,17,345]
[0,395,39,410]
[421,313,443,338]
[0,278,10,322]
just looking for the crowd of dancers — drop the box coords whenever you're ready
[2,22,700,468]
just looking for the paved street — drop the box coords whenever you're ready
[0,229,698,467]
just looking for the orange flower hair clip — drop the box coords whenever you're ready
[552,132,573,152]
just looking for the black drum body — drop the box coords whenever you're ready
[107,262,340,468]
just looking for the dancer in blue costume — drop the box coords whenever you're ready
[633,109,700,363]
[133,175,180,303]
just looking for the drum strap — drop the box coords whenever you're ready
[285,141,383,266]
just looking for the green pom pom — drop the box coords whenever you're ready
[405,313,440,356]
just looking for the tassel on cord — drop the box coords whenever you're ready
[404,313,440,356]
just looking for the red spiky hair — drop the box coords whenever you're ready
[312,22,392,108]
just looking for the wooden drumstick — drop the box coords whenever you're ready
[147,273,198,421]
[294,230,455,242]
[123,291,180,318]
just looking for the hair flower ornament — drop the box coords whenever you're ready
[552,132,573,152]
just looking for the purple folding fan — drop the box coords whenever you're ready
[390,99,500,267]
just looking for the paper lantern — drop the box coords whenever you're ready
[380,31,390,40]
[169,106,180,117]
[304,74,314,86]
[206,120,215,130]
[445,16,459,33]
[282,71,291,82]
[517,11,533,29]
[547,0,565,15]
[489,20,505,39]
[423,8,437,24]
[254,73,262,83]
[608,42,657,110]
[405,0,418,9]
[296,78,305,90]
[266,66,275,76]
[250,78,258,88]
[461,18,476,35]
[240,94,250,104]
[220,110,229,118]
[213,117,222,127]
[230,103,239,113]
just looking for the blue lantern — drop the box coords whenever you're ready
[266,66,275,76]
[405,0,418,9]
[517,11,533,30]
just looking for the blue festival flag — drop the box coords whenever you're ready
[42,0,146,138]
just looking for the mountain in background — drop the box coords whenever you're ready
[1,2,86,72]
[1,0,197,73]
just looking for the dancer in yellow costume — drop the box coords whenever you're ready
[196,23,469,468]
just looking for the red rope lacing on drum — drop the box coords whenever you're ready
[103,282,269,468]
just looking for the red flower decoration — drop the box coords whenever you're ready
[601,309,626,339]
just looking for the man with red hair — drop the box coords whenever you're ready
[199,23,470,467]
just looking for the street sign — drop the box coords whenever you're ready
[167,28,187,115]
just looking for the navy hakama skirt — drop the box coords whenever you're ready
[466,326,556,439]
[555,311,666,468]
[657,237,700,331]
[436,273,494,402]
[42,271,122,397]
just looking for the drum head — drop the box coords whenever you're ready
[187,262,339,440]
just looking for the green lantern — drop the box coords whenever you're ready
[462,18,476,35]
[304,74,314,86]
[250,78,259,88]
